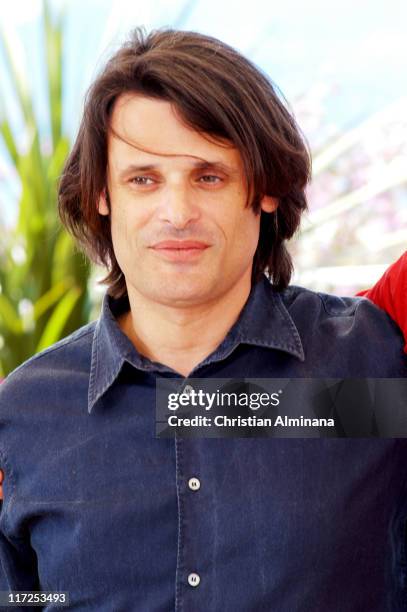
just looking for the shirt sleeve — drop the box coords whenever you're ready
[0,451,40,601]
[357,251,407,354]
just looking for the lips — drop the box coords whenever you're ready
[149,240,210,263]
[151,240,209,250]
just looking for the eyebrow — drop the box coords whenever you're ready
[117,160,238,179]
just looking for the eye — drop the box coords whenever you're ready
[129,176,155,186]
[198,175,223,184]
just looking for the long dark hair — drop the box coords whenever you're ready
[58,28,311,297]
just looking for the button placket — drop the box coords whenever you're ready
[175,434,207,609]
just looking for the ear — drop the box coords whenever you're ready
[260,195,278,213]
[98,190,110,216]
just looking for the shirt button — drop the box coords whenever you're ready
[188,572,201,587]
[183,385,194,396]
[188,477,201,491]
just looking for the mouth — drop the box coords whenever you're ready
[149,240,210,262]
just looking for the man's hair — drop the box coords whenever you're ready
[58,28,311,298]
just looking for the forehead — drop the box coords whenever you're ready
[107,93,243,170]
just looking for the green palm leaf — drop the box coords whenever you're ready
[0,0,91,375]
[36,286,82,352]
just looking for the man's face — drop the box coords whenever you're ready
[99,94,277,307]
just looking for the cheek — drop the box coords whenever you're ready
[235,212,261,264]
[110,202,146,252]
[231,208,261,246]
[110,208,128,252]
[214,209,260,266]
[108,211,136,273]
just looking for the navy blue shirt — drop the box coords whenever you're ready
[1,277,407,611]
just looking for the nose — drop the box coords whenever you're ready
[157,183,200,229]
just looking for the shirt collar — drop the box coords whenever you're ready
[88,276,304,413]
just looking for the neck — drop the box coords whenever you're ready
[118,277,252,377]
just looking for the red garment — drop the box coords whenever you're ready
[357,251,407,354]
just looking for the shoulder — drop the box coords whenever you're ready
[0,321,96,404]
[281,284,398,322]
[282,284,361,310]
[277,285,407,376]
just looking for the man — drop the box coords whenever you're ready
[0,28,406,611]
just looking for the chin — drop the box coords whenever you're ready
[149,281,214,305]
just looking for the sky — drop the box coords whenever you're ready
[1,0,406,137]
[62,0,407,135]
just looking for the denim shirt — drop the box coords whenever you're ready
[0,277,407,612]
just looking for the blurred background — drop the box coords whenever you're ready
[0,0,406,374]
